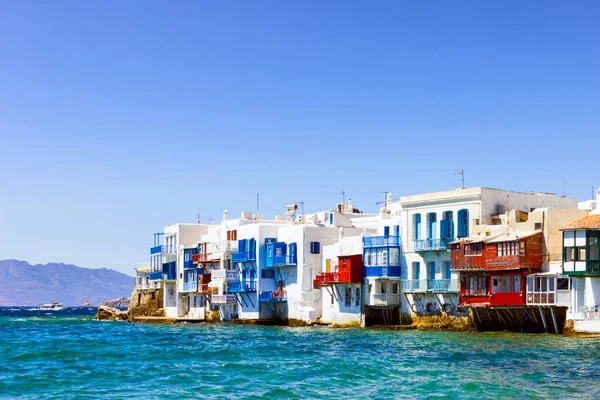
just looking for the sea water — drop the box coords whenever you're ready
[0,307,599,399]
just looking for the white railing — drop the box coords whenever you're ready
[371,293,400,306]
[212,240,238,253]
[211,294,237,304]
[211,270,237,280]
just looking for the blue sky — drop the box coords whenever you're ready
[1,1,598,275]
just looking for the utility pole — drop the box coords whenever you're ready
[196,209,200,224]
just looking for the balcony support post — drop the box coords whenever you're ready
[550,307,559,334]
[539,307,548,333]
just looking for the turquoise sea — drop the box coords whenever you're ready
[1,307,599,399]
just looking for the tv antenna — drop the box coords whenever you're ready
[376,191,390,212]
[256,193,260,214]
[196,208,201,224]
[456,169,465,188]
[338,189,346,205]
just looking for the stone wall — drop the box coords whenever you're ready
[127,288,164,318]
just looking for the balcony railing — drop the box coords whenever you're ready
[149,271,176,281]
[229,280,257,293]
[414,238,448,252]
[211,270,238,280]
[150,245,176,255]
[427,279,459,292]
[259,291,287,302]
[212,240,239,253]
[266,255,297,268]
[362,236,400,248]
[232,251,256,263]
[192,253,219,263]
[401,279,459,293]
[370,293,400,306]
[183,281,198,292]
[401,279,427,292]
[211,294,237,304]
[315,271,351,286]
[364,266,401,278]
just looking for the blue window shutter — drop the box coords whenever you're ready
[250,238,256,257]
[445,262,451,279]
[384,226,390,237]
[394,225,400,237]
[440,219,448,239]
[316,242,320,254]
[415,262,420,280]
[290,243,297,257]
[415,214,421,240]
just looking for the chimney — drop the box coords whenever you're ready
[223,210,229,221]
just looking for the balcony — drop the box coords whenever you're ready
[212,294,237,304]
[211,270,238,281]
[315,271,351,286]
[364,266,401,278]
[150,244,176,255]
[369,293,400,306]
[212,240,238,253]
[192,253,220,263]
[401,279,427,293]
[183,281,198,292]
[266,255,297,268]
[259,291,287,302]
[229,280,257,293]
[232,251,256,263]
[149,271,176,281]
[427,279,459,292]
[401,279,459,293]
[414,238,448,252]
[363,236,400,248]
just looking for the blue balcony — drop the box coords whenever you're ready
[150,244,176,255]
[414,238,448,252]
[266,255,297,268]
[364,266,401,278]
[259,291,287,302]
[229,280,257,293]
[183,281,198,292]
[149,270,176,281]
[232,251,256,263]
[363,236,400,248]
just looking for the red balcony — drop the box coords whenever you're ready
[192,253,219,263]
[450,241,486,271]
[315,271,351,286]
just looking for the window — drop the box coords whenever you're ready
[465,243,483,256]
[464,276,487,296]
[261,269,274,279]
[345,287,352,307]
[457,209,469,238]
[275,247,283,257]
[414,214,422,240]
[389,248,399,266]
[412,262,420,280]
[355,288,360,306]
[513,275,521,292]
[227,230,237,240]
[427,213,437,239]
[578,247,587,261]
[557,278,570,290]
[497,241,520,257]
[589,233,600,260]
[565,247,575,262]
[391,282,399,294]
[534,223,542,231]
[329,212,334,225]
[384,226,390,237]
[310,242,321,254]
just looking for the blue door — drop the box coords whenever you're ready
[428,262,436,280]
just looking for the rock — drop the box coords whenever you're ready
[95,305,128,321]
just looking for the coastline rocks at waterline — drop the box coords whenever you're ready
[95,305,128,321]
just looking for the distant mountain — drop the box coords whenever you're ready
[0,259,135,306]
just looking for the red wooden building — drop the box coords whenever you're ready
[315,254,363,286]
[451,232,544,307]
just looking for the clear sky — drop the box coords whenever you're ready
[1,1,599,275]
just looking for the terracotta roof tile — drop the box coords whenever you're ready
[562,214,600,230]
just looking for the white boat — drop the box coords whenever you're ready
[38,301,65,311]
